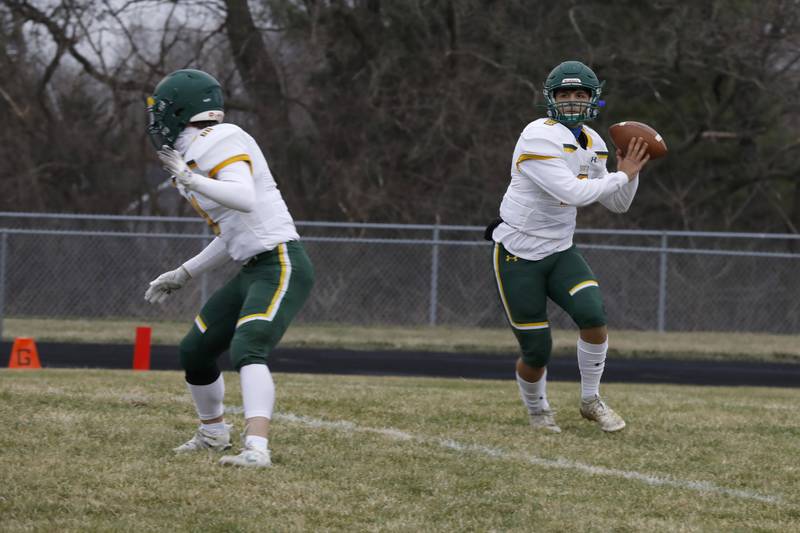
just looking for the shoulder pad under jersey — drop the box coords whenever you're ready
[184,123,252,178]
[517,118,573,160]
[521,118,574,141]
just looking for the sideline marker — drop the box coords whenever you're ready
[8,337,41,369]
[133,327,152,371]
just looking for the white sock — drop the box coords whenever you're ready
[245,435,269,452]
[240,363,275,420]
[200,421,228,433]
[516,369,550,413]
[187,374,225,421]
[578,338,608,401]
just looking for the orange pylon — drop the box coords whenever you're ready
[8,337,41,369]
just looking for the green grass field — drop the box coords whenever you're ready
[2,369,798,532]
[4,317,800,363]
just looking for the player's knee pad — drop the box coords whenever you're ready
[179,333,211,374]
[570,288,607,329]
[517,329,553,368]
[184,367,221,386]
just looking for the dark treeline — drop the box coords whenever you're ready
[1,0,799,232]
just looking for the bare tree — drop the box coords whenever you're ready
[1,0,798,234]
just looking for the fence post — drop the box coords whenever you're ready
[200,225,211,305]
[657,232,668,332]
[428,223,440,326]
[0,231,6,340]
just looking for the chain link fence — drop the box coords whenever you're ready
[2,212,799,334]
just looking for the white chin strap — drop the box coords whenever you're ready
[190,110,224,123]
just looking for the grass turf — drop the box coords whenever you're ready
[1,369,798,532]
[3,317,800,364]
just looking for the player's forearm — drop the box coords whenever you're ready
[181,237,231,277]
[600,174,639,213]
[522,159,628,206]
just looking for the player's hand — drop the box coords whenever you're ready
[158,145,197,189]
[144,266,191,304]
[617,137,650,181]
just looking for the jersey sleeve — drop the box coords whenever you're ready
[599,178,638,213]
[187,125,253,178]
[516,128,628,207]
[518,156,628,207]
[192,161,255,212]
[579,128,639,213]
[184,125,256,212]
[514,134,565,170]
[181,236,231,276]
[591,133,609,157]
[592,136,639,213]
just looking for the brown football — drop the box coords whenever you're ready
[608,121,668,160]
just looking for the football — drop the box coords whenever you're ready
[608,121,668,160]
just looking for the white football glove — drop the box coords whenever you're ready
[144,266,191,304]
[158,145,197,189]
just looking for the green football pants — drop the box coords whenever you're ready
[179,240,314,380]
[492,242,606,367]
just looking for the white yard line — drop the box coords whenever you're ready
[272,411,784,505]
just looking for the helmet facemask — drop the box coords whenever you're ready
[544,83,603,127]
[146,96,184,149]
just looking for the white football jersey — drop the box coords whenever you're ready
[493,118,637,260]
[174,123,300,261]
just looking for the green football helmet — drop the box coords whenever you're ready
[543,61,604,127]
[146,69,225,149]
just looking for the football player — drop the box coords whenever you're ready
[486,60,649,433]
[144,69,314,466]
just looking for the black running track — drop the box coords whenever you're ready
[2,341,798,387]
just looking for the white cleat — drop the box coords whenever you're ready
[580,396,626,432]
[219,445,272,468]
[173,425,232,454]
[528,408,562,433]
